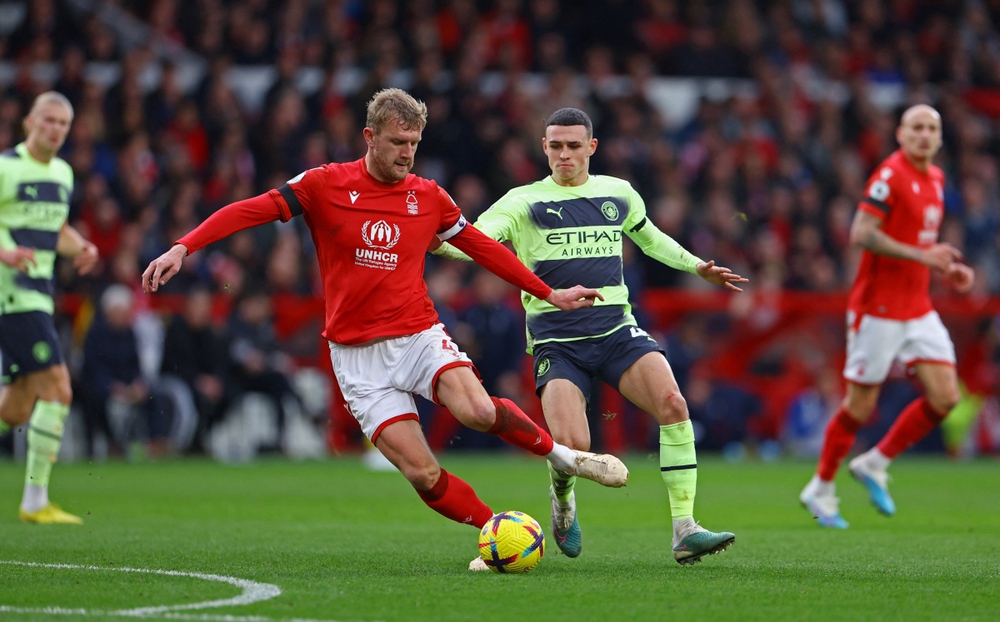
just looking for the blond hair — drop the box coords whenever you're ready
[365,88,427,133]
[29,91,75,119]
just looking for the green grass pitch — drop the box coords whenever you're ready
[0,454,998,621]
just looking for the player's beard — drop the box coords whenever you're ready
[373,150,411,182]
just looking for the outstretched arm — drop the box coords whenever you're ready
[447,225,603,311]
[627,218,747,292]
[625,217,701,272]
[142,192,285,293]
[429,236,473,261]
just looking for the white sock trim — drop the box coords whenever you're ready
[546,443,576,472]
[21,483,48,513]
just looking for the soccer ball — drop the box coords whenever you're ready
[477,511,545,573]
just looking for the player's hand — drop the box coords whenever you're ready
[946,262,974,293]
[545,285,604,311]
[0,246,36,273]
[73,241,99,275]
[696,260,748,292]
[919,243,962,272]
[142,244,188,293]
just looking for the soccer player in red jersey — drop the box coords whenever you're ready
[142,89,629,553]
[800,105,975,528]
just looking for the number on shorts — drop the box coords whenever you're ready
[442,339,458,354]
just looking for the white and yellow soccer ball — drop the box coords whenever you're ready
[477,511,545,573]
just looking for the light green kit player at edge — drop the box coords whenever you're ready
[0,91,98,524]
[434,108,747,565]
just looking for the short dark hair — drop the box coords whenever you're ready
[545,108,593,138]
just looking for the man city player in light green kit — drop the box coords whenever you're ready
[435,108,746,565]
[0,91,98,524]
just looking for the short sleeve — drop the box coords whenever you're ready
[434,185,468,241]
[473,190,522,242]
[621,182,648,232]
[275,166,329,221]
[859,165,895,218]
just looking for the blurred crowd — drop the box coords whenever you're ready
[1,0,999,457]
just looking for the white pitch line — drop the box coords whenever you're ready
[0,561,367,622]
[0,607,356,622]
[1,560,280,615]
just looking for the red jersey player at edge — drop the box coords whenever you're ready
[799,104,974,529]
[142,89,629,544]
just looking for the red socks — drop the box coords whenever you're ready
[817,407,863,481]
[487,397,555,456]
[416,469,493,529]
[877,397,946,459]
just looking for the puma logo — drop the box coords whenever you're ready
[349,191,360,204]
[24,185,38,200]
[546,205,564,219]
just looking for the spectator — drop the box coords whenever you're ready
[80,285,165,457]
[226,285,302,451]
[159,286,231,452]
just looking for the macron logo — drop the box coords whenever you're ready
[349,191,360,204]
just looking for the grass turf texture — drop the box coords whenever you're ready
[0,455,998,621]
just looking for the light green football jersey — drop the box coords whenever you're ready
[0,143,74,316]
[473,174,647,352]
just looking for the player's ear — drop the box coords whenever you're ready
[363,126,376,147]
[589,138,598,156]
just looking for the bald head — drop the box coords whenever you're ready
[900,104,940,126]
[896,104,942,171]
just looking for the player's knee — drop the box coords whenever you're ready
[550,424,589,450]
[462,397,498,432]
[844,398,877,423]
[404,461,442,491]
[928,391,959,416]
[655,391,688,424]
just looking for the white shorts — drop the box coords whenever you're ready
[328,323,475,442]
[843,310,955,385]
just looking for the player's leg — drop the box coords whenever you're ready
[374,418,493,528]
[802,313,896,528]
[539,377,589,557]
[849,312,958,516]
[331,337,494,532]
[18,364,81,524]
[434,365,627,487]
[800,381,879,528]
[617,350,734,564]
[850,363,959,516]
[1,313,81,524]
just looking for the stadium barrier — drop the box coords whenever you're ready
[58,290,1000,455]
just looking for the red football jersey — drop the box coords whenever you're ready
[277,159,466,344]
[848,150,945,320]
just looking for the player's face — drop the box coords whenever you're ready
[897,109,942,163]
[543,124,596,187]
[364,120,421,183]
[25,102,73,159]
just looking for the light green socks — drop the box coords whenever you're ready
[24,400,70,504]
[547,460,576,503]
[659,420,698,520]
